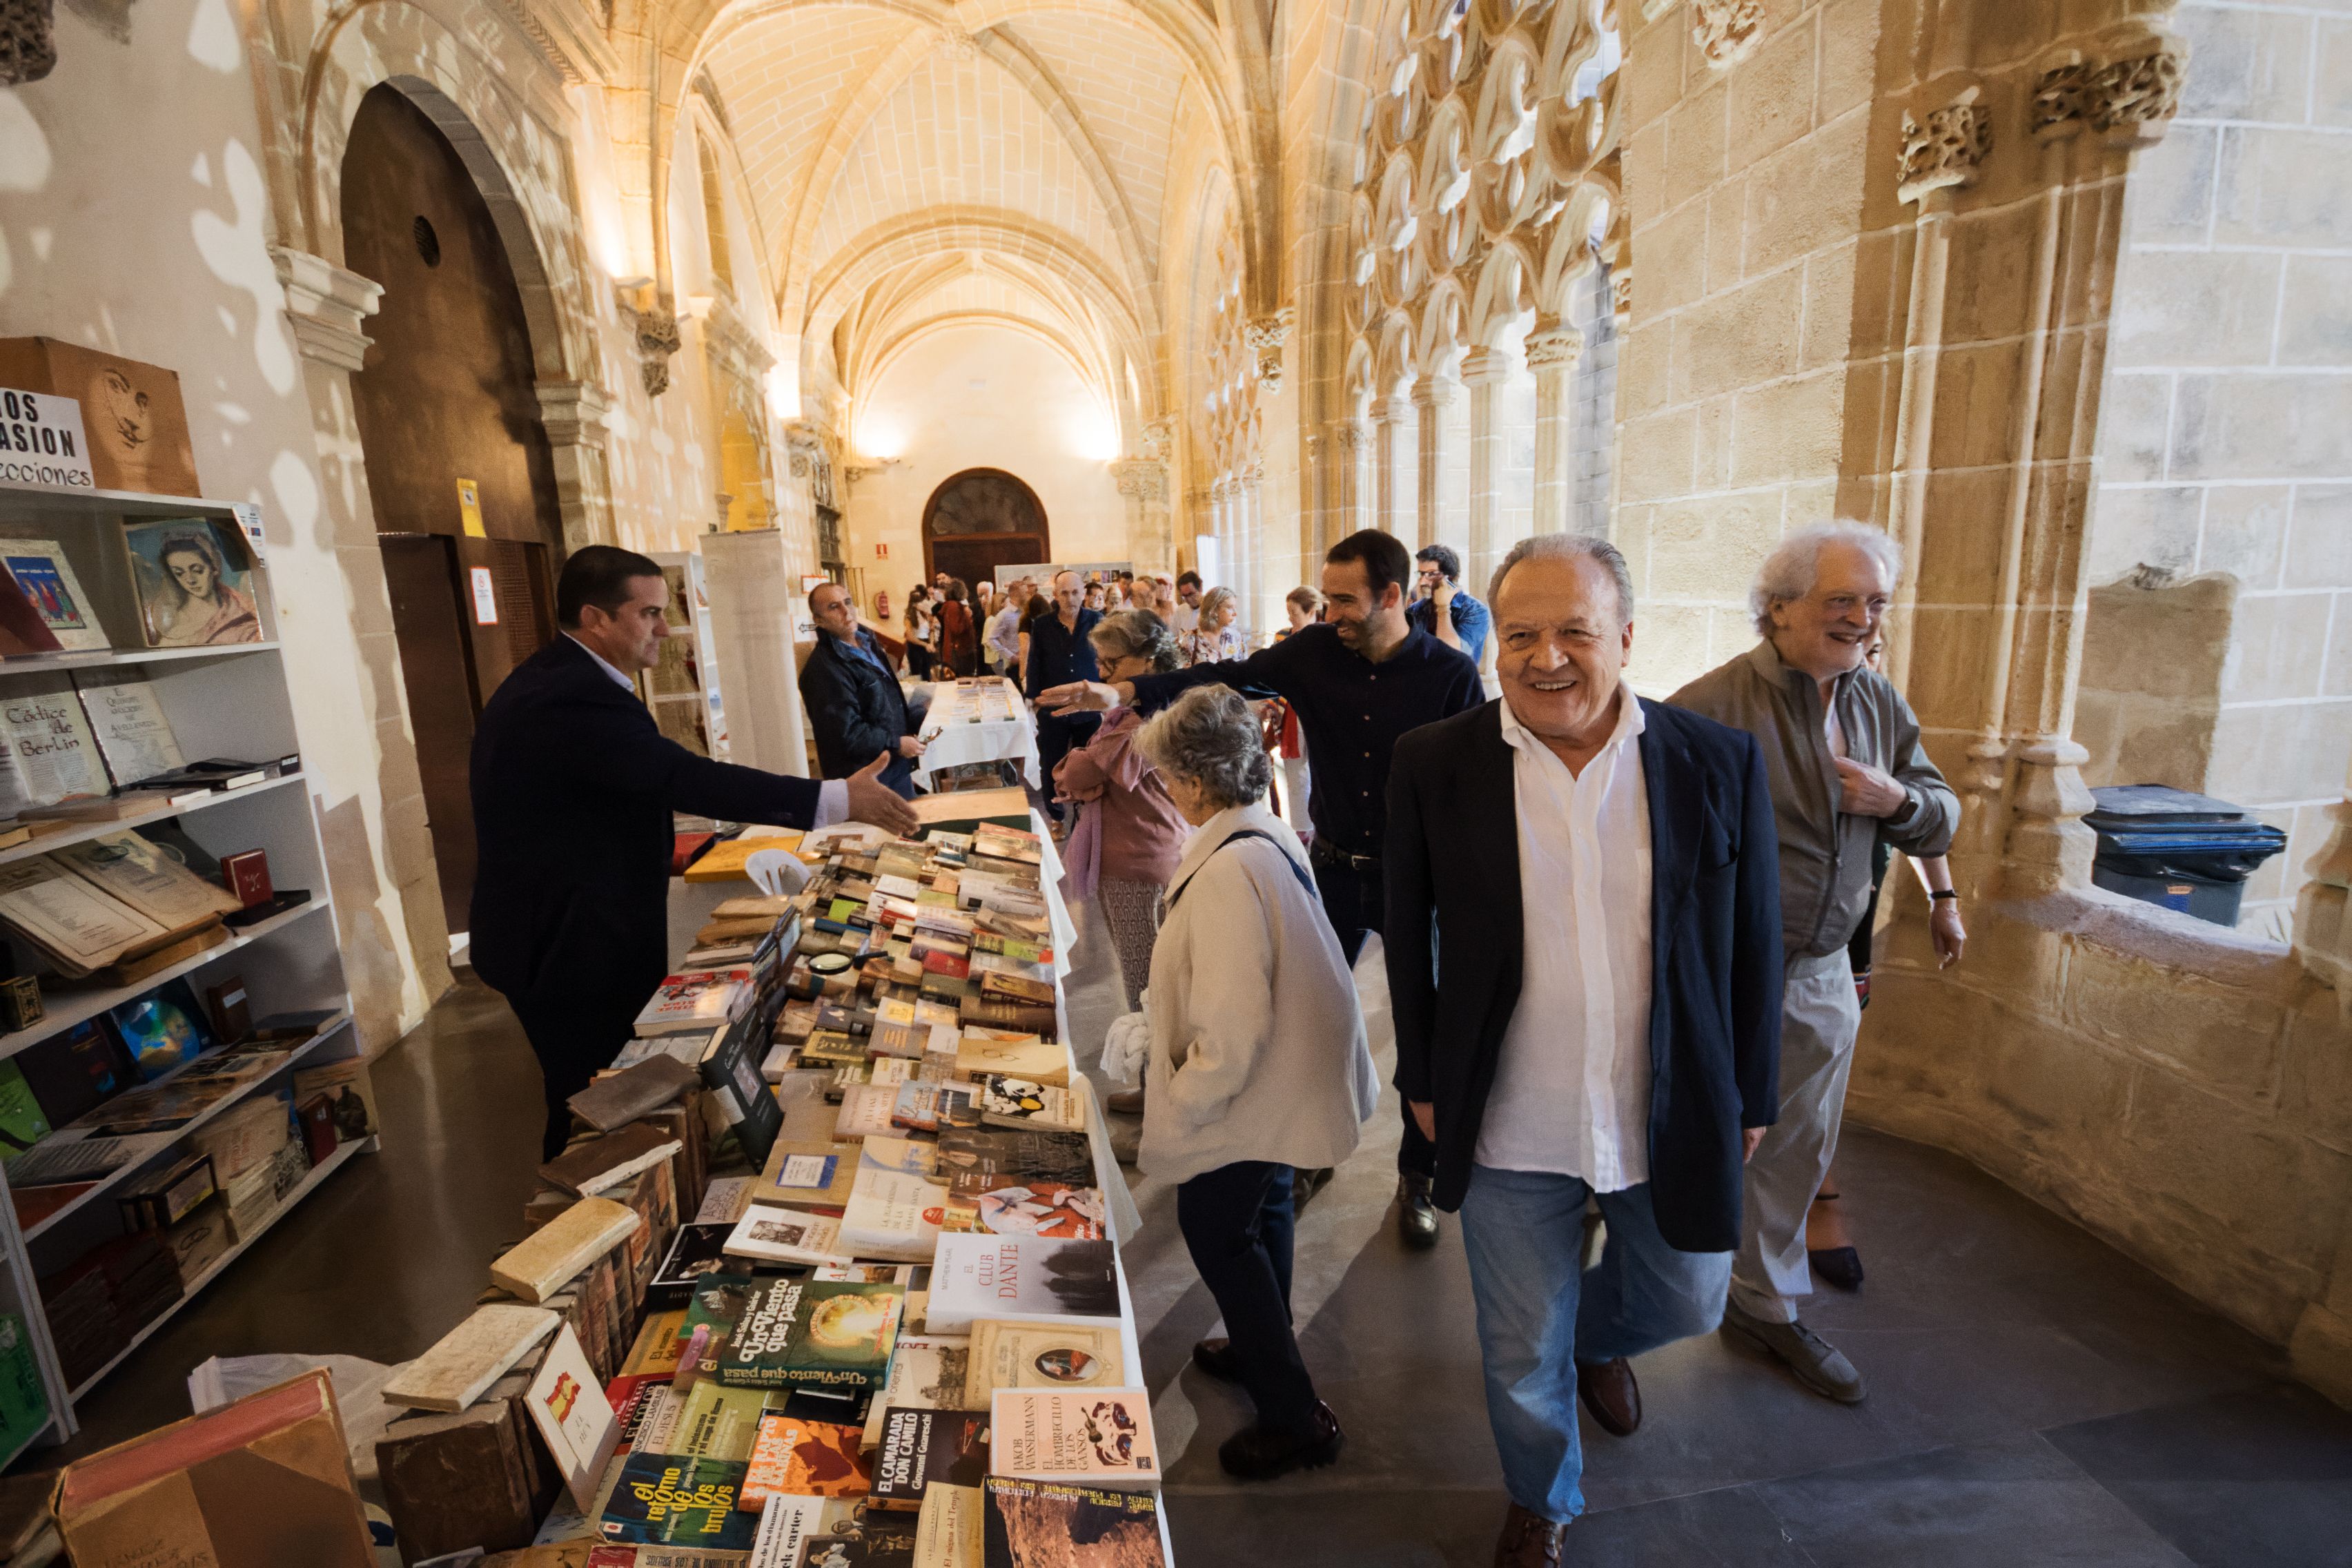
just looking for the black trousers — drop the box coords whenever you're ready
[1311,852,1439,1183]
[1033,711,1101,819]
[1176,1161,1316,1435]
[493,939,653,1161]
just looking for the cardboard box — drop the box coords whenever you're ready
[0,339,199,496]
[52,1368,373,1567]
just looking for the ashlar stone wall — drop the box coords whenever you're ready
[2078,0,2352,939]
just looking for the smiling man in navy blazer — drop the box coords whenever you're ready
[470,547,919,1159]
[1384,533,1783,1568]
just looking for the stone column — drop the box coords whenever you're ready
[268,245,455,1019]
[534,381,617,551]
[1371,395,1411,536]
[1411,375,1453,550]
[1525,325,1583,534]
[1110,458,1173,575]
[1333,418,1369,541]
[1459,348,1511,594]
[1238,464,1264,634]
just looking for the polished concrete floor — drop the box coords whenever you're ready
[19,899,2352,1565]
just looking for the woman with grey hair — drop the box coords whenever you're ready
[1054,611,1190,1115]
[1134,684,1378,1481]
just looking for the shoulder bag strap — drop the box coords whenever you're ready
[1163,829,1316,915]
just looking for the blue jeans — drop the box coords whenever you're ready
[1458,1166,1734,1522]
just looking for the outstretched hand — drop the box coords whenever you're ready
[845,752,920,836]
[1037,680,1127,714]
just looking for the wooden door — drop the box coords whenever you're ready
[380,534,482,932]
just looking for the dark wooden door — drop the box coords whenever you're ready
[932,536,1046,591]
[380,534,482,933]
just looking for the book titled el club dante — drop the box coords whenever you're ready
[925,1235,1118,1333]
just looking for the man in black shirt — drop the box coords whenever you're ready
[1024,569,1102,821]
[1041,530,1482,1244]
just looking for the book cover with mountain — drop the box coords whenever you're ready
[716,1277,903,1392]
[981,1477,1166,1568]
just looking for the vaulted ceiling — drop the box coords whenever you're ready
[689,0,1233,439]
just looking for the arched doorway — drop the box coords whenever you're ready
[922,469,1051,589]
[343,82,566,936]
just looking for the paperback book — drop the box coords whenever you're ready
[715,1277,904,1393]
[963,1320,1126,1408]
[598,1454,757,1549]
[925,1236,1118,1333]
[988,1388,1157,1488]
[741,1411,870,1504]
[981,1478,1165,1568]
[869,1407,990,1511]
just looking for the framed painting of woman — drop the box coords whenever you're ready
[120,518,264,648]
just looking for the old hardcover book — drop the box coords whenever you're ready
[378,1400,541,1562]
[834,1082,901,1140]
[915,1480,986,1568]
[861,1333,973,1448]
[741,1412,870,1504]
[382,1303,562,1413]
[571,1057,703,1131]
[0,859,169,977]
[980,1478,1164,1568]
[52,830,240,928]
[963,1321,1126,1409]
[795,1516,920,1567]
[72,674,186,789]
[633,971,752,1037]
[540,1124,684,1199]
[490,1197,642,1304]
[925,1237,1119,1334]
[714,1278,903,1393]
[52,1369,374,1568]
[597,1454,756,1549]
[988,1389,1157,1488]
[0,672,108,814]
[870,1408,990,1511]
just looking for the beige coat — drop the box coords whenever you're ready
[1137,802,1379,1186]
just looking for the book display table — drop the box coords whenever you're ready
[0,482,366,1464]
[910,678,1041,792]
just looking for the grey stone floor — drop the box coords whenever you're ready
[28,896,2352,1566]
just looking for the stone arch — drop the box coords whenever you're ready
[920,467,1052,585]
[295,3,594,387]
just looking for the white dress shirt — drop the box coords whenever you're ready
[567,634,847,827]
[1474,687,1655,1189]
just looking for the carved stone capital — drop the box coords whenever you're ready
[616,284,683,397]
[1691,0,1762,70]
[2031,30,2188,148]
[1609,268,1634,324]
[1335,418,1371,453]
[1142,418,1175,462]
[1110,458,1169,503]
[785,420,828,480]
[270,246,382,373]
[1458,346,1512,386]
[1523,326,1584,371]
[1245,308,1295,393]
[535,380,612,447]
[1410,375,1456,410]
[1897,90,1992,206]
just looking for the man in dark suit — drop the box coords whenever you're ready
[470,547,918,1159]
[1384,534,1783,1568]
[799,580,925,798]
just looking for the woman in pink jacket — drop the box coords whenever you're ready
[1055,609,1188,1113]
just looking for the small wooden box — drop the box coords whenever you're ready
[0,339,199,496]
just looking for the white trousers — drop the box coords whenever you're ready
[1728,948,1861,1324]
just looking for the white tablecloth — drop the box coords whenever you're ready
[911,676,1039,790]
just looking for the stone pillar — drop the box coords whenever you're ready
[268,244,455,1026]
[534,380,617,551]
[1333,419,1369,542]
[1110,458,1173,575]
[1525,325,1584,535]
[1411,375,1453,550]
[1371,395,1411,536]
[1238,464,1264,635]
[1460,348,1511,594]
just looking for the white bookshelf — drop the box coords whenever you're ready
[0,482,363,1450]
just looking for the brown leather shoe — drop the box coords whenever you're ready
[1105,1087,1145,1115]
[1575,1355,1640,1437]
[1493,1502,1568,1567]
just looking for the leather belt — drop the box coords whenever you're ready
[1308,839,1381,873]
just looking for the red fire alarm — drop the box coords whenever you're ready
[875,542,890,559]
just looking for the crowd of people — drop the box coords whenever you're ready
[784,525,1963,1567]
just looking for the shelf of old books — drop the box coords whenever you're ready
[0,478,366,1452]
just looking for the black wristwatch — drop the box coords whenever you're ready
[1930,890,1959,901]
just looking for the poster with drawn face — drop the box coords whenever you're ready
[122,518,262,648]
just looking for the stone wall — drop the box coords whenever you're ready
[2080,0,2352,939]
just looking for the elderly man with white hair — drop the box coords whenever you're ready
[1669,521,1959,1405]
